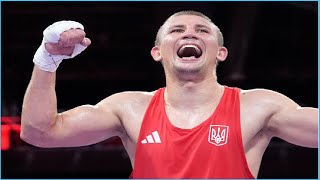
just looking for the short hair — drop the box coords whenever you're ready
[154,10,224,46]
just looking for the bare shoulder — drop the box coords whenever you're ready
[239,88,299,131]
[97,90,157,112]
[241,88,285,98]
[239,88,300,126]
[240,88,297,108]
[95,90,158,141]
[238,88,299,144]
[238,88,286,125]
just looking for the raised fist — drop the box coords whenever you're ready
[33,21,91,72]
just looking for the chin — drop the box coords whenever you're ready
[174,61,203,72]
[174,66,203,77]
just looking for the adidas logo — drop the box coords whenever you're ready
[141,131,161,144]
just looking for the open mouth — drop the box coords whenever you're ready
[177,44,203,59]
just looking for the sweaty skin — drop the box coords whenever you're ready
[21,14,318,178]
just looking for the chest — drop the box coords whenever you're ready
[131,103,253,178]
[165,105,217,129]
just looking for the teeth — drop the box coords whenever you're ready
[177,44,202,58]
[181,44,199,50]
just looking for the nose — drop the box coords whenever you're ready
[182,29,198,40]
[182,33,197,40]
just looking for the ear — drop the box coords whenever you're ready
[216,47,228,62]
[151,46,162,62]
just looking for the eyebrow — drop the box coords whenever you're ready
[168,24,211,29]
[195,24,211,29]
[168,25,185,29]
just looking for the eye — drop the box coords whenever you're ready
[197,29,209,33]
[170,29,184,33]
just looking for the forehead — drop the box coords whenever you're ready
[164,15,214,29]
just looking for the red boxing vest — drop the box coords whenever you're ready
[131,87,254,178]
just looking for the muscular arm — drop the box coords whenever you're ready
[265,90,318,148]
[20,23,124,148]
[21,67,123,148]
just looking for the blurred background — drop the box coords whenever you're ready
[2,1,318,179]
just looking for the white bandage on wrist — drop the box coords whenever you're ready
[33,21,87,72]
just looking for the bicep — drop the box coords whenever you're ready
[268,97,318,148]
[48,101,122,147]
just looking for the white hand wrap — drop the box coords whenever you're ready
[33,21,87,72]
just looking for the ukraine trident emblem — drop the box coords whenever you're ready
[208,125,229,146]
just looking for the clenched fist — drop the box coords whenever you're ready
[33,21,91,72]
[46,28,91,56]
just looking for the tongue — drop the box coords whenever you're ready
[177,46,202,58]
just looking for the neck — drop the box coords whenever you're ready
[164,75,224,109]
